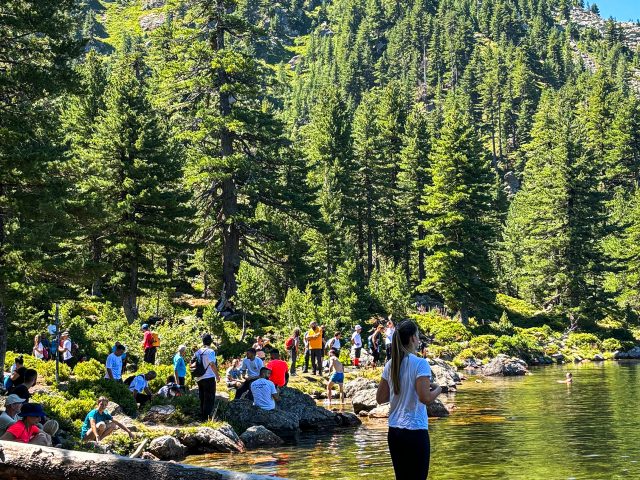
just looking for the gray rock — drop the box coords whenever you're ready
[344,377,378,398]
[427,399,450,418]
[142,0,165,9]
[429,359,461,387]
[482,355,528,376]
[367,404,390,418]
[298,406,341,430]
[147,435,187,461]
[139,13,166,31]
[551,353,565,363]
[351,388,379,414]
[112,414,137,432]
[143,405,176,423]
[240,426,283,449]
[140,451,159,461]
[336,412,362,427]
[178,424,245,454]
[592,354,605,361]
[613,350,627,359]
[106,401,123,416]
[625,346,640,359]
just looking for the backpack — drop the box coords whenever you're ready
[285,336,295,350]
[42,347,49,361]
[189,348,208,377]
[151,332,161,347]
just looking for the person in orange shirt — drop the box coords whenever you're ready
[306,321,323,375]
[266,349,289,388]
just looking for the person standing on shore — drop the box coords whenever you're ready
[307,321,323,375]
[351,325,362,366]
[173,345,187,390]
[141,324,156,364]
[286,329,300,376]
[105,344,125,381]
[385,320,395,362]
[376,320,442,480]
[302,330,310,373]
[192,334,221,420]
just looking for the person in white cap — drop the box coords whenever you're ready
[351,325,363,365]
[0,394,25,436]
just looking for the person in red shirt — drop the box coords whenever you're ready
[141,323,156,364]
[266,349,289,388]
[1,403,51,446]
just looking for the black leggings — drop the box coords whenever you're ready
[388,427,430,480]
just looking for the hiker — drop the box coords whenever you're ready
[81,397,133,443]
[0,395,25,436]
[250,367,280,411]
[326,332,342,355]
[253,336,269,360]
[376,320,442,480]
[307,321,323,375]
[226,359,243,390]
[157,375,182,398]
[11,369,37,402]
[141,323,157,364]
[128,371,156,407]
[0,403,52,446]
[351,325,363,366]
[33,334,45,360]
[266,349,289,388]
[286,328,300,376]
[385,320,395,362]
[173,345,187,390]
[302,330,310,373]
[59,331,77,370]
[105,344,126,381]
[369,324,384,365]
[327,348,345,405]
[191,334,221,420]
[40,333,51,361]
[112,341,128,374]
[235,348,264,399]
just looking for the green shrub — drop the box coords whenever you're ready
[566,333,602,350]
[494,333,543,361]
[5,352,71,384]
[469,335,498,349]
[74,359,104,381]
[134,364,178,392]
[413,313,472,343]
[32,391,94,436]
[602,338,622,352]
[67,379,138,417]
[491,311,515,335]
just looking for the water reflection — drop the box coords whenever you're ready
[188,362,640,479]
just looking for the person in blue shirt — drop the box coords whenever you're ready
[173,345,187,390]
[81,397,133,443]
[112,342,127,375]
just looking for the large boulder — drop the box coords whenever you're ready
[351,388,379,414]
[106,401,123,417]
[139,13,165,31]
[427,399,450,418]
[147,435,187,461]
[625,346,640,359]
[298,405,342,430]
[429,359,461,387]
[142,0,165,9]
[367,404,390,418]
[178,424,245,454]
[240,426,283,450]
[344,377,378,398]
[143,405,176,423]
[336,412,362,427]
[482,355,528,376]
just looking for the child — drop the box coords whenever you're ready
[327,348,345,405]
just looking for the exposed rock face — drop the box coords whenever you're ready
[429,359,461,388]
[351,388,379,414]
[618,346,640,359]
[569,7,640,51]
[139,12,165,31]
[147,435,187,461]
[142,0,165,9]
[344,377,378,398]
[240,426,284,449]
[482,355,528,376]
[178,425,245,454]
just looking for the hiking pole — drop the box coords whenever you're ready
[55,303,60,384]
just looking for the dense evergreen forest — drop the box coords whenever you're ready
[2,0,640,371]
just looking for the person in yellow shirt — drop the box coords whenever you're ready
[306,321,323,375]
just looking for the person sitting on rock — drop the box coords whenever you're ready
[250,367,280,411]
[81,396,133,443]
[0,394,25,436]
[129,371,156,407]
[327,348,345,405]
[235,348,264,400]
[0,403,52,446]
[4,356,24,392]
[226,359,243,390]
[157,375,182,398]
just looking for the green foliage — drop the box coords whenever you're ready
[413,312,472,343]
[565,333,602,350]
[368,261,412,320]
[74,358,105,381]
[4,352,70,384]
[602,338,623,352]
[67,379,138,417]
[493,334,544,361]
[32,391,94,436]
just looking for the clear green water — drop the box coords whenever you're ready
[189,361,640,479]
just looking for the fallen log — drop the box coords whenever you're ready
[0,441,284,480]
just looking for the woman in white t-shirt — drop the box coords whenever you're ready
[376,320,442,480]
[33,335,45,360]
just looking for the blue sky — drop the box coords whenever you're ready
[593,0,640,21]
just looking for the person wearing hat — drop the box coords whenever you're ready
[58,331,76,370]
[141,323,156,364]
[0,403,51,446]
[351,325,363,366]
[192,334,221,420]
[81,396,133,443]
[0,394,25,436]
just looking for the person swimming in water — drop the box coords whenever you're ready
[557,372,573,384]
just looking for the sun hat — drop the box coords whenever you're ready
[5,394,26,406]
[18,403,46,418]
[355,325,362,330]
[61,331,70,336]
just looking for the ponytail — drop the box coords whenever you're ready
[390,320,418,395]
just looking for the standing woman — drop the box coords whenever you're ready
[376,320,442,480]
[33,335,45,360]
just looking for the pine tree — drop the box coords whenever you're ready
[418,92,496,323]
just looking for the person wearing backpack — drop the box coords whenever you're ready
[286,329,300,376]
[141,323,157,364]
[190,334,221,420]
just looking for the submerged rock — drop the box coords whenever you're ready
[178,424,245,454]
[240,426,284,449]
[482,355,528,376]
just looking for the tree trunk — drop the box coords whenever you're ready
[0,304,6,375]
[366,202,373,279]
[459,305,469,326]
[418,224,426,282]
[0,442,283,480]
[122,256,138,324]
[0,182,7,374]
[214,1,240,302]
[90,236,103,297]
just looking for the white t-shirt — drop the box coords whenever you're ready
[129,374,148,393]
[385,327,395,345]
[241,357,264,378]
[351,332,362,348]
[381,354,432,430]
[195,347,217,381]
[62,339,72,361]
[251,378,277,410]
[326,338,341,351]
[33,342,44,360]
[105,353,123,380]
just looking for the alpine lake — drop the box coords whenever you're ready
[187,361,640,479]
